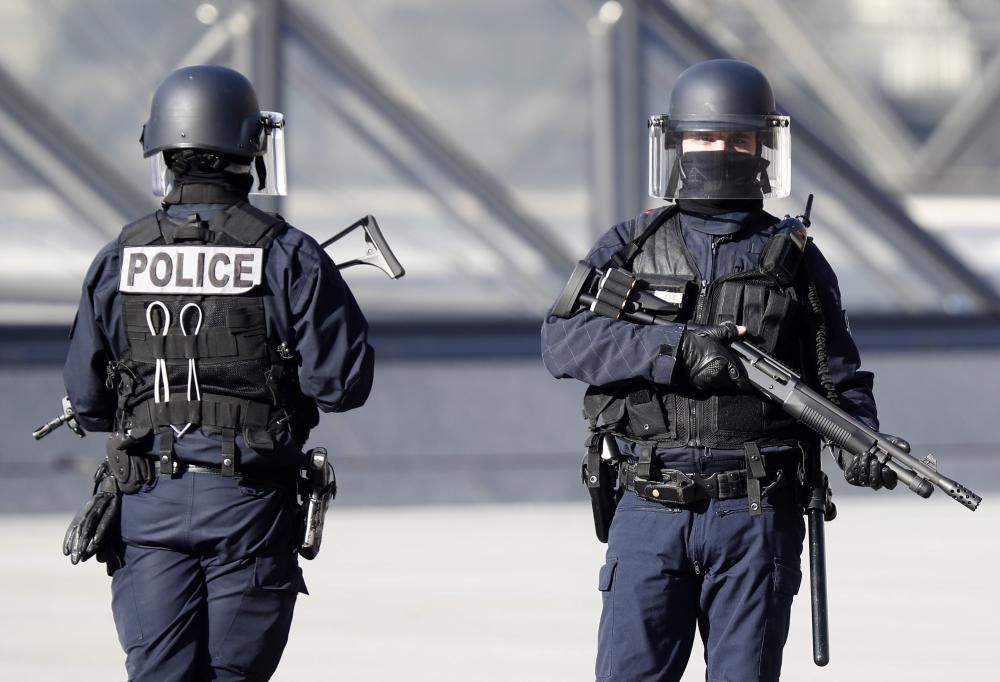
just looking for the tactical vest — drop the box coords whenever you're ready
[109,199,313,475]
[584,206,818,450]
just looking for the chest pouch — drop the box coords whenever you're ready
[630,273,698,323]
[758,217,808,287]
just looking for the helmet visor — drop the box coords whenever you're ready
[648,114,790,200]
[250,111,287,196]
[150,152,173,198]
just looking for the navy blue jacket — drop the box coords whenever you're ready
[64,200,374,470]
[541,204,878,469]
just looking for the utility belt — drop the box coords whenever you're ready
[619,456,788,510]
[626,441,789,514]
[117,394,292,478]
[162,459,248,478]
[582,436,801,543]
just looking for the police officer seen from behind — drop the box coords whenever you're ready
[542,59,902,681]
[62,65,373,681]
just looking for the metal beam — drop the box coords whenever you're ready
[171,3,255,69]
[911,47,1000,191]
[729,0,917,191]
[300,63,555,307]
[250,0,285,215]
[282,1,575,278]
[638,0,1000,312]
[0,62,151,236]
[588,0,645,237]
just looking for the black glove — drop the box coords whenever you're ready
[63,460,122,569]
[837,435,909,490]
[678,322,750,392]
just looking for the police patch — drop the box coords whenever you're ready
[119,246,263,294]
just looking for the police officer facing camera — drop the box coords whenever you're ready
[542,59,899,681]
[62,64,374,681]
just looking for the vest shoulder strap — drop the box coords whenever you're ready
[607,204,679,270]
[119,212,164,247]
[212,202,286,248]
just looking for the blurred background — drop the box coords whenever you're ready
[1,1,998,680]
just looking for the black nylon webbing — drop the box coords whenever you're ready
[221,428,236,477]
[715,281,744,326]
[760,291,790,351]
[128,332,239,361]
[132,395,274,433]
[120,215,162,247]
[158,427,175,475]
[607,205,679,270]
[744,441,766,517]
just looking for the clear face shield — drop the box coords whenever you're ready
[148,111,287,197]
[648,114,791,200]
[250,111,287,197]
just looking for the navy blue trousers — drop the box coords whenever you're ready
[111,471,307,681]
[596,487,804,682]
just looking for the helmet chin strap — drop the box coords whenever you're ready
[254,155,267,191]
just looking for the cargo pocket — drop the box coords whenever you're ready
[772,558,801,597]
[253,553,309,596]
[110,563,144,650]
[760,559,802,679]
[218,553,309,677]
[625,388,672,438]
[596,558,618,680]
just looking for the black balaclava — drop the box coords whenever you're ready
[164,149,254,202]
[677,151,768,200]
[675,150,768,217]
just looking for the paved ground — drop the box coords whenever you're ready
[0,497,996,681]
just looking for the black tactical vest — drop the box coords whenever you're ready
[584,206,817,449]
[109,200,311,474]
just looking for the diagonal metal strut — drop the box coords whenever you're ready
[0,62,151,237]
[283,1,575,280]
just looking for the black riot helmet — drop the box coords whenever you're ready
[648,59,791,200]
[141,65,287,197]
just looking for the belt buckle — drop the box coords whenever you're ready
[637,469,698,505]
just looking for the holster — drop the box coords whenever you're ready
[298,448,336,560]
[581,434,622,543]
[105,431,154,494]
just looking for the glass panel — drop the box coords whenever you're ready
[0,0,995,323]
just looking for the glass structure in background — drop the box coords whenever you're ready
[1,0,999,325]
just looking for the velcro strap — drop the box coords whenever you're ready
[637,444,654,481]
[745,442,767,479]
[168,224,211,243]
[153,400,202,429]
[221,428,236,477]
[158,427,174,475]
[715,281,744,326]
[150,336,166,359]
[745,442,766,516]
[130,330,239,360]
